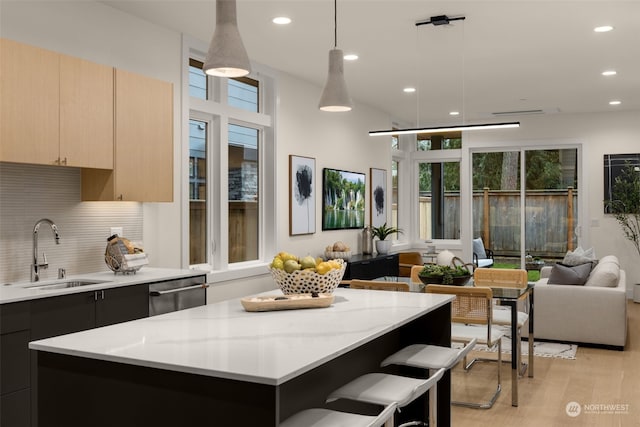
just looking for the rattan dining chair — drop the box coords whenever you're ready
[398,251,424,277]
[473,268,529,375]
[425,284,505,409]
[350,279,410,292]
[410,265,424,285]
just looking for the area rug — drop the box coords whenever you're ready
[456,326,578,360]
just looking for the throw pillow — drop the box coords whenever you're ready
[584,260,620,287]
[547,262,593,285]
[473,238,487,259]
[562,246,597,267]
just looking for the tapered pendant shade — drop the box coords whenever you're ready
[319,49,353,112]
[203,0,251,78]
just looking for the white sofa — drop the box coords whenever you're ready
[534,255,627,349]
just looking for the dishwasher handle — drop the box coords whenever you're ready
[149,283,209,297]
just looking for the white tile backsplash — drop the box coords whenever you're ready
[0,163,143,283]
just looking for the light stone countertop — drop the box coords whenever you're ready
[0,267,208,304]
[29,288,454,385]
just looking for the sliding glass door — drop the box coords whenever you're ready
[472,148,579,270]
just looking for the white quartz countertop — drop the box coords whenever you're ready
[0,267,208,304]
[29,288,454,386]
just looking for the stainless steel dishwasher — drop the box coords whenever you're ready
[149,275,209,316]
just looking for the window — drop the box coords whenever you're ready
[188,59,207,100]
[189,119,207,265]
[391,159,399,231]
[185,47,275,276]
[228,124,259,262]
[417,134,461,151]
[418,160,460,240]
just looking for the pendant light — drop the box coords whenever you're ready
[318,0,353,112]
[202,0,251,78]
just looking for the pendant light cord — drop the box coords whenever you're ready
[333,0,338,48]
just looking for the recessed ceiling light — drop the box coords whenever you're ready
[449,111,460,116]
[602,70,617,76]
[272,16,292,25]
[609,100,621,105]
[594,25,613,33]
[403,87,416,93]
[343,53,359,61]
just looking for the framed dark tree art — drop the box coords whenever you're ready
[289,155,316,235]
[370,168,387,228]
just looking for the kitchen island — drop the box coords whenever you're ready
[30,288,454,426]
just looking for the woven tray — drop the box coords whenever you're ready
[240,293,334,312]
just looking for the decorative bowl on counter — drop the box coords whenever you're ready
[270,259,346,294]
[323,250,352,261]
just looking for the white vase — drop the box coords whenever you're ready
[375,240,392,254]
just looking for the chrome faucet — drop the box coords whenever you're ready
[31,218,61,282]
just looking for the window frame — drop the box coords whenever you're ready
[181,36,276,282]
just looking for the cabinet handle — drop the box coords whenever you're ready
[149,283,209,296]
[60,157,67,165]
[117,194,123,201]
[94,291,98,301]
[101,290,105,300]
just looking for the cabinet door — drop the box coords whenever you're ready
[114,68,173,202]
[30,292,95,340]
[0,331,30,395]
[0,38,59,165]
[1,389,30,427]
[60,54,114,169]
[95,284,149,327]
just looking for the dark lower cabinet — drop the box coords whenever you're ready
[0,283,150,427]
[1,301,31,427]
[1,389,30,427]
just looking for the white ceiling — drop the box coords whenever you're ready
[102,0,640,126]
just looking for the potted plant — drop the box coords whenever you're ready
[371,222,402,254]
[418,263,472,286]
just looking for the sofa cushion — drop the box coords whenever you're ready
[547,262,592,285]
[584,259,620,287]
[473,238,487,259]
[562,246,597,266]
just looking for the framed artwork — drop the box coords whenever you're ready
[370,168,387,227]
[604,153,640,213]
[322,168,366,230]
[289,155,316,235]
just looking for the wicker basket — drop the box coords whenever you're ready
[105,237,146,274]
[270,259,346,294]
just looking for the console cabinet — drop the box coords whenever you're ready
[343,253,399,280]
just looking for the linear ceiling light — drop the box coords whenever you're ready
[369,122,520,137]
[371,15,520,137]
[203,0,251,78]
[318,0,353,112]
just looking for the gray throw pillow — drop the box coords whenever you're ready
[548,262,593,285]
[562,246,597,267]
[473,238,487,259]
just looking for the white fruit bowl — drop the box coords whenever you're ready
[269,259,346,295]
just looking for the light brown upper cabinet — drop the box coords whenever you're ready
[60,54,114,169]
[81,69,173,202]
[1,38,60,165]
[0,38,114,168]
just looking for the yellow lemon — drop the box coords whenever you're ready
[316,262,331,275]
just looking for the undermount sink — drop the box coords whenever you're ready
[24,279,109,290]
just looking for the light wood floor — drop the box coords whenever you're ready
[451,300,640,427]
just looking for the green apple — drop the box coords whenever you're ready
[283,259,302,273]
[299,255,317,269]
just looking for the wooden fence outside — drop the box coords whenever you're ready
[410,188,577,258]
